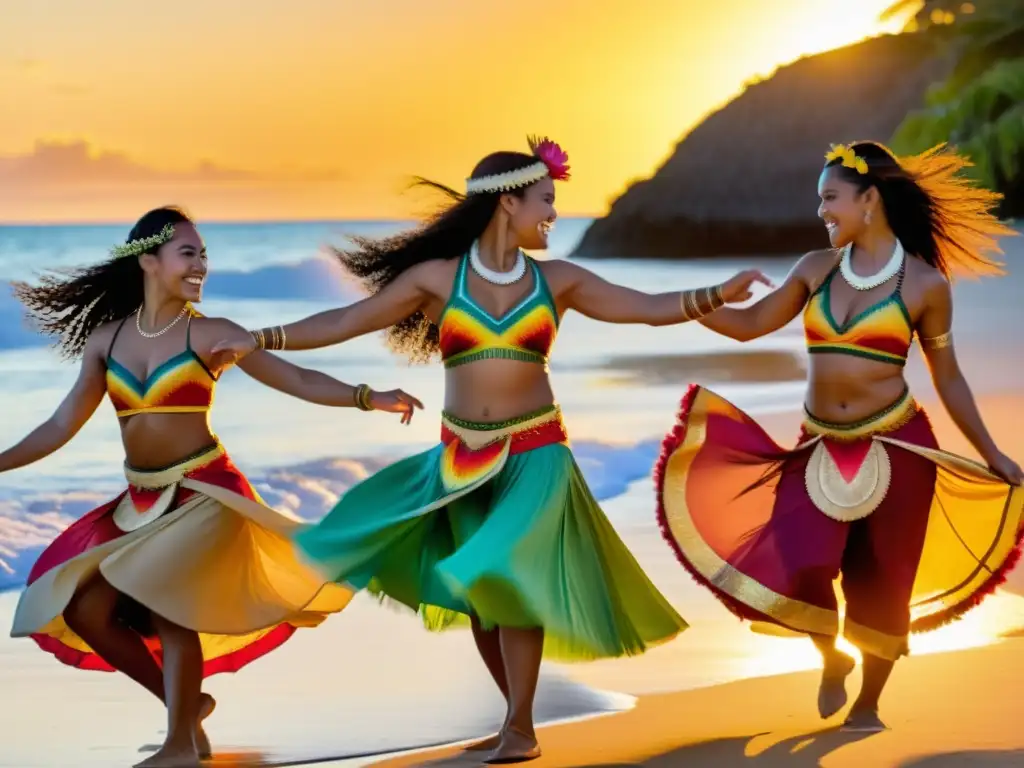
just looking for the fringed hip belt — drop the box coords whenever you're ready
[114,443,227,532]
[435,405,569,494]
[440,405,568,452]
[799,390,920,523]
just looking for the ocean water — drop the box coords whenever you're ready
[0,218,809,591]
[1,219,1022,766]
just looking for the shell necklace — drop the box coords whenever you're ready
[839,240,905,291]
[469,241,527,286]
[136,304,189,338]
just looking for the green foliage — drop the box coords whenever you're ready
[890,1,1024,197]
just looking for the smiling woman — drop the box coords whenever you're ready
[658,141,1024,735]
[2,206,422,768]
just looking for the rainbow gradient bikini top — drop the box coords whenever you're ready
[106,313,217,418]
[438,255,559,369]
[803,261,913,366]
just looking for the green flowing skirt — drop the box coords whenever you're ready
[295,409,688,662]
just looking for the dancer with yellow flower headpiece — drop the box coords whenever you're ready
[209,136,771,762]
[4,206,423,767]
[656,141,1024,732]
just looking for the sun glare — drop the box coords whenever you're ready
[758,0,917,72]
[732,590,1024,681]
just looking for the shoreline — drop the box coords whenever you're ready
[367,387,1024,767]
[372,638,1024,767]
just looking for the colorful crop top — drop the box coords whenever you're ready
[438,255,559,369]
[803,262,913,366]
[106,313,217,418]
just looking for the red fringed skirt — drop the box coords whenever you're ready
[10,444,352,677]
[656,386,1024,660]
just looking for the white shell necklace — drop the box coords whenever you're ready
[839,240,905,291]
[136,304,189,338]
[469,241,527,286]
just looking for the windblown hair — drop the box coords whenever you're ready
[12,206,193,359]
[825,141,1015,279]
[333,151,541,363]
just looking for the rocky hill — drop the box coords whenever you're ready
[573,32,953,259]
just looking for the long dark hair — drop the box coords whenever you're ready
[13,206,193,359]
[334,151,541,363]
[825,141,1014,279]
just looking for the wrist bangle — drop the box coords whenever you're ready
[679,289,709,321]
[250,326,286,351]
[354,384,374,411]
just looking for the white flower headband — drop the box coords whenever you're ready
[110,223,176,259]
[465,136,571,195]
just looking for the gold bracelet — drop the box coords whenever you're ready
[684,290,697,319]
[255,326,286,351]
[920,331,952,350]
[711,284,725,309]
[686,289,708,320]
[354,383,374,411]
[678,291,693,321]
[702,286,716,313]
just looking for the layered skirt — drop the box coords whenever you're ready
[656,386,1024,660]
[296,405,688,662]
[10,444,353,676]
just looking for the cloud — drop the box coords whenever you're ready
[3,57,45,72]
[1,140,348,186]
[0,140,256,185]
[0,140,354,221]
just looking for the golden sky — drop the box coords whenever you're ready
[0,0,912,222]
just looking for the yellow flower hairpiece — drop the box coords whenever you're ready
[825,143,869,175]
[110,223,176,259]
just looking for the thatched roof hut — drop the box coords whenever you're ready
[573,33,954,259]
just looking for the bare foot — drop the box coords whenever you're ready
[195,693,216,759]
[464,732,502,752]
[486,727,541,764]
[841,708,888,732]
[818,650,856,719]
[134,743,202,768]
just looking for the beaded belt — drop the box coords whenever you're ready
[800,392,919,523]
[113,443,225,533]
[440,405,568,453]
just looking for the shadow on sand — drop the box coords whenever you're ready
[401,726,881,767]
[896,751,1024,767]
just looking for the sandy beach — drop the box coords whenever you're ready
[1,225,1022,767]
[376,639,1024,767]
[370,390,1024,768]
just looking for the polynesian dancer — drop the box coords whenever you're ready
[3,206,423,768]
[656,141,1024,732]
[209,136,771,762]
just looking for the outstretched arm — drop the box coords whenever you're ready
[238,351,423,421]
[699,253,817,341]
[200,318,424,422]
[558,262,771,326]
[257,266,430,352]
[920,277,1021,483]
[0,334,107,473]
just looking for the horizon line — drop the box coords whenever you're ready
[0,213,601,227]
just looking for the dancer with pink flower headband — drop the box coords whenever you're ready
[209,136,770,762]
